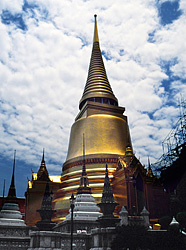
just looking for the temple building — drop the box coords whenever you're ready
[0,13,185,250]
[25,150,61,226]
[23,15,169,226]
[53,15,169,224]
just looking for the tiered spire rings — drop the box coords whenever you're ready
[79,15,118,109]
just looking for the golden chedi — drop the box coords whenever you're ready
[53,15,133,223]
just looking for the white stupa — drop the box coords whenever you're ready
[65,135,102,221]
[66,193,101,221]
[0,151,26,226]
[0,203,26,226]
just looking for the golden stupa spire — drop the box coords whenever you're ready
[79,15,118,110]
[93,14,99,42]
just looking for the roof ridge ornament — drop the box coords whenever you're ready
[37,149,50,181]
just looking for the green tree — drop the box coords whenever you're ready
[111,224,186,250]
[111,224,150,250]
[176,212,186,231]
[159,216,172,229]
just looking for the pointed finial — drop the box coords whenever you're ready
[148,156,150,168]
[82,133,86,176]
[3,179,5,198]
[70,193,75,201]
[7,150,16,199]
[2,179,6,206]
[147,157,153,178]
[93,14,99,43]
[77,134,91,194]
[101,163,115,204]
[13,150,16,173]
[78,134,90,190]
[42,148,45,162]
[37,149,49,181]
[105,163,108,177]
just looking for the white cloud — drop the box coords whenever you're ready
[180,0,186,13]
[0,0,23,14]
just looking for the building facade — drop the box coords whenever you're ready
[25,151,61,226]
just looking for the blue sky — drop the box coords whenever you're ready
[0,0,185,197]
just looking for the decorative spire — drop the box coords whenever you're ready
[7,150,16,199]
[77,134,91,194]
[37,149,50,181]
[125,145,133,166]
[42,148,45,162]
[82,133,87,177]
[147,157,153,178]
[97,164,119,227]
[36,181,56,230]
[100,164,115,204]
[148,156,150,167]
[2,179,6,207]
[79,15,118,110]
[93,14,99,42]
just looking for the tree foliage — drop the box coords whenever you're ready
[111,224,186,250]
[111,225,150,250]
[159,216,172,229]
[160,144,186,195]
[176,211,186,231]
